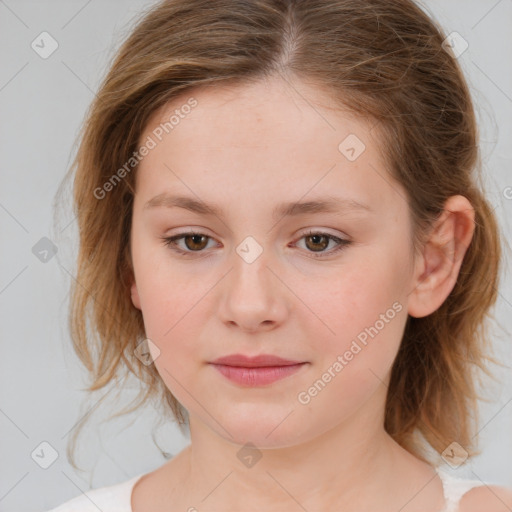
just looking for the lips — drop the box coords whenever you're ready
[209,354,308,387]
[210,354,303,367]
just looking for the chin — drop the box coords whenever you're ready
[210,407,313,449]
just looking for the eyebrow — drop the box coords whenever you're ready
[143,193,373,219]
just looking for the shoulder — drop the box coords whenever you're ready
[459,484,512,512]
[45,474,141,512]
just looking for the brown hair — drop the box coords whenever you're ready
[57,0,506,470]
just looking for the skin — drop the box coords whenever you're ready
[127,74,501,511]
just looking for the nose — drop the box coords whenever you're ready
[217,247,289,333]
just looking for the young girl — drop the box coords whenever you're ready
[49,0,512,510]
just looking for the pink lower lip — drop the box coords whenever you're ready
[210,363,307,386]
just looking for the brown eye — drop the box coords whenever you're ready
[295,230,351,259]
[181,233,209,251]
[161,231,215,255]
[304,234,330,252]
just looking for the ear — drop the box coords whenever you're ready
[126,246,142,310]
[130,277,142,310]
[407,195,475,318]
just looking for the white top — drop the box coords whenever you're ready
[45,466,485,512]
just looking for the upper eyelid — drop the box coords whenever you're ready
[167,228,347,243]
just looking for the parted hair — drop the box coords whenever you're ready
[60,0,504,469]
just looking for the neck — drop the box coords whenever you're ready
[176,385,427,511]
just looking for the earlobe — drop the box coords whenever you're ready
[130,280,142,310]
[407,195,475,318]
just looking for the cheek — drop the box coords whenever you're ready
[132,234,187,331]
[140,283,195,348]
[315,248,410,367]
[132,260,190,363]
[293,264,407,428]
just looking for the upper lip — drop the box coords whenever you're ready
[210,354,304,367]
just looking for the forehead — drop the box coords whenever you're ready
[143,76,372,148]
[134,77,404,219]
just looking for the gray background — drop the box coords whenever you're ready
[0,1,511,510]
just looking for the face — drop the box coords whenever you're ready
[129,76,417,448]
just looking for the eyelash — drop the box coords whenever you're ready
[159,230,351,259]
